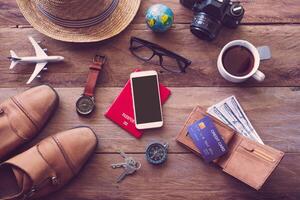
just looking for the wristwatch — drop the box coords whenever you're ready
[76,55,106,116]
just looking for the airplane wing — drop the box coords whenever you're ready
[28,36,48,57]
[26,62,47,84]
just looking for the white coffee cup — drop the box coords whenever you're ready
[217,40,271,83]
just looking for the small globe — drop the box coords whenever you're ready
[145,4,174,32]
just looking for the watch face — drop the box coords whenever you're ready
[146,143,168,165]
[76,96,95,115]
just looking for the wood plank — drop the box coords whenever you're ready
[0,1,25,27]
[1,87,299,153]
[0,1,298,199]
[0,24,299,87]
[43,153,300,200]
[139,0,300,24]
[1,0,300,27]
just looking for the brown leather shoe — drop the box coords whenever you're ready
[0,85,58,161]
[0,127,97,200]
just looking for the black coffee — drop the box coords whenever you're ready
[222,45,254,76]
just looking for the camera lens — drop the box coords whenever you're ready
[190,12,222,41]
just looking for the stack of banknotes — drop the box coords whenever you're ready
[207,96,263,144]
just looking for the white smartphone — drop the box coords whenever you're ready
[130,70,163,130]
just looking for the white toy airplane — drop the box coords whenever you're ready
[8,36,64,84]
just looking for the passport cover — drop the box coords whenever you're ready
[176,106,284,190]
[105,69,171,138]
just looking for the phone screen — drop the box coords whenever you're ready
[131,75,162,124]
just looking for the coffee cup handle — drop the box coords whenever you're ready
[252,70,265,82]
[257,46,271,60]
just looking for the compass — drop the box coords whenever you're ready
[145,142,168,165]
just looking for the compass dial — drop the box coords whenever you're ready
[146,143,168,165]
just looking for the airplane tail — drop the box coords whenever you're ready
[9,50,20,69]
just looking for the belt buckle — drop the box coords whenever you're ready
[93,55,106,66]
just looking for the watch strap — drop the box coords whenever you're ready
[83,55,106,97]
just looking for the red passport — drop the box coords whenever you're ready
[105,70,171,138]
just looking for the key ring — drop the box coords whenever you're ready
[135,161,142,170]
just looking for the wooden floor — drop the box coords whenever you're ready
[0,0,300,199]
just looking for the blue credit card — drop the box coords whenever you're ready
[188,116,228,163]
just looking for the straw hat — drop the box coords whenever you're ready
[17,0,141,42]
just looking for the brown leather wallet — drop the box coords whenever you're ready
[176,106,285,190]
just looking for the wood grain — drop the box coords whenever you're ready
[0,24,299,88]
[41,153,300,200]
[1,0,300,27]
[0,87,299,154]
[0,0,299,199]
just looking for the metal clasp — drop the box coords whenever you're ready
[93,55,106,66]
[22,187,37,199]
[163,143,169,150]
[22,176,59,199]
[51,176,60,185]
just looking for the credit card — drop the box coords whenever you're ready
[188,116,228,163]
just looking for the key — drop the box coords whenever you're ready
[118,150,136,162]
[118,150,129,159]
[111,162,127,169]
[125,157,137,166]
[118,150,137,166]
[116,164,137,183]
[125,157,142,170]
[111,157,137,169]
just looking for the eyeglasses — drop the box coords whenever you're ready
[129,37,192,73]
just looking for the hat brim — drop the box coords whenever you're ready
[16,0,141,43]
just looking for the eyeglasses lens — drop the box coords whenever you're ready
[131,40,154,61]
[161,55,183,73]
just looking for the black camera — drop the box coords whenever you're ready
[180,0,244,41]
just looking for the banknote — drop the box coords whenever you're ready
[207,96,264,144]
